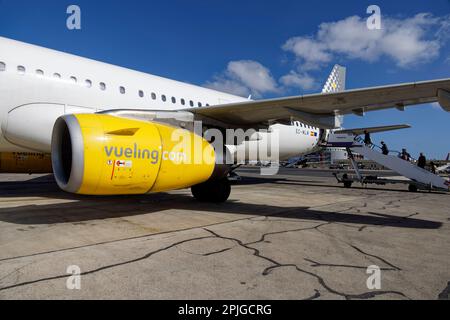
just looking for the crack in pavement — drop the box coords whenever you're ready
[305,289,321,300]
[438,281,450,300]
[312,224,403,272]
[349,245,402,271]
[202,228,409,300]
[245,223,331,246]
[0,210,286,263]
[0,191,430,298]
[0,235,216,292]
[304,258,397,271]
[200,222,330,257]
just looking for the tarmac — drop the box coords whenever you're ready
[0,168,449,300]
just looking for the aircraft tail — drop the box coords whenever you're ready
[323,65,347,129]
[322,64,346,94]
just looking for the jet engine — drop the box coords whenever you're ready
[51,114,229,201]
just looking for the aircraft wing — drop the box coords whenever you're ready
[335,124,411,135]
[190,78,450,127]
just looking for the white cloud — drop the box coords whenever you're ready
[282,37,331,70]
[279,71,317,90]
[206,13,449,97]
[283,13,446,69]
[205,60,279,97]
[205,78,251,97]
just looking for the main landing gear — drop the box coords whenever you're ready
[191,177,231,203]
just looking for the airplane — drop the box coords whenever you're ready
[0,36,449,202]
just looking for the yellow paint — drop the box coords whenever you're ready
[74,114,215,195]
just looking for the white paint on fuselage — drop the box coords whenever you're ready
[0,37,320,160]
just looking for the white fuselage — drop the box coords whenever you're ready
[0,37,321,161]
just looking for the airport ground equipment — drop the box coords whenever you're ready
[328,133,450,192]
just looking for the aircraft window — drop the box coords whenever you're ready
[85,79,92,88]
[162,95,167,102]
[53,73,61,79]
[139,90,144,98]
[206,104,210,107]
[70,76,77,83]
[0,62,5,71]
[171,97,176,104]
[181,99,186,106]
[189,100,194,107]
[99,82,106,91]
[151,92,156,100]
[198,102,202,108]
[36,69,44,76]
[17,65,26,75]
[119,86,126,94]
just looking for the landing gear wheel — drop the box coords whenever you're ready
[408,184,418,192]
[343,181,353,188]
[191,178,231,203]
[342,174,352,188]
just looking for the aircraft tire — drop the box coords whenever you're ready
[343,181,353,188]
[191,178,231,203]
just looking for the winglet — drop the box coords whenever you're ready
[438,89,450,112]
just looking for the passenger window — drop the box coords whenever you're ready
[0,62,5,71]
[151,92,157,100]
[181,99,186,106]
[198,102,202,108]
[17,65,26,75]
[70,76,77,83]
[189,100,194,107]
[119,86,126,94]
[85,79,92,88]
[162,95,167,102]
[206,103,210,107]
[36,69,44,76]
[171,97,176,104]
[100,82,106,91]
[53,73,61,79]
[139,90,144,98]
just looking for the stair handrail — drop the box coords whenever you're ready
[354,136,417,162]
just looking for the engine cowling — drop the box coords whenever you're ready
[51,114,216,195]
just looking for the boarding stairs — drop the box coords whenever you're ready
[352,143,449,191]
[326,133,450,191]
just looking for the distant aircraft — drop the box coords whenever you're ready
[0,37,449,201]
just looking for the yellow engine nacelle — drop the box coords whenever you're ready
[51,114,216,195]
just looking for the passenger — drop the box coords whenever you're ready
[430,161,437,174]
[364,130,372,146]
[381,141,389,155]
[401,149,411,161]
[417,153,427,169]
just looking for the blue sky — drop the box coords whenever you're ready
[0,0,449,158]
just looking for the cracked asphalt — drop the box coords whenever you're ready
[0,168,449,300]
